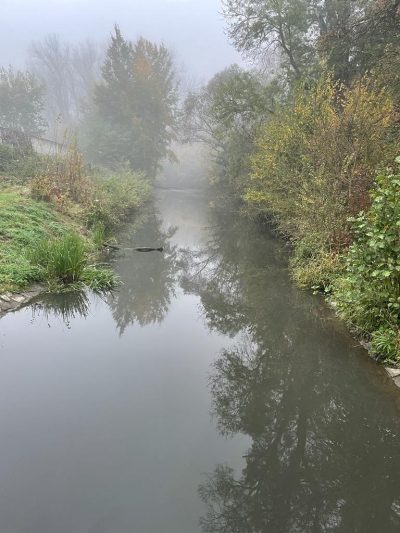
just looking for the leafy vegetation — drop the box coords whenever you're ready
[246,76,397,288]
[30,233,117,290]
[0,108,151,297]
[333,165,400,362]
[184,65,277,195]
[29,143,150,235]
[30,233,86,284]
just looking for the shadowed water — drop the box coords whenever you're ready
[0,190,399,532]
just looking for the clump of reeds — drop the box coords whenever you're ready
[29,232,117,290]
[30,233,86,284]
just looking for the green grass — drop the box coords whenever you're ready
[29,233,118,291]
[0,189,118,293]
[0,190,67,292]
[29,233,87,284]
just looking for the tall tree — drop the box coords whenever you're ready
[222,0,368,84]
[0,66,46,136]
[86,26,178,177]
[320,0,400,90]
[222,0,316,82]
[29,34,75,127]
[184,65,278,193]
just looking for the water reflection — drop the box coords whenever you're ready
[28,205,180,334]
[181,205,400,532]
[200,338,400,531]
[30,291,91,327]
[107,210,179,334]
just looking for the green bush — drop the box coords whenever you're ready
[29,232,119,291]
[371,327,400,362]
[291,250,344,292]
[85,171,150,232]
[332,162,400,362]
[30,233,87,284]
[245,76,398,295]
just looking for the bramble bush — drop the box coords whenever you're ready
[332,161,400,362]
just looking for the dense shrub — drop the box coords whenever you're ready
[30,144,150,235]
[245,75,397,289]
[247,76,395,237]
[332,163,400,362]
[291,250,344,292]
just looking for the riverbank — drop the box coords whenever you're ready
[0,188,79,293]
[0,174,150,299]
[0,284,44,317]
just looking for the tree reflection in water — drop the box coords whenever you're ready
[181,206,400,532]
[107,210,179,334]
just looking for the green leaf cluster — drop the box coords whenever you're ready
[333,165,400,362]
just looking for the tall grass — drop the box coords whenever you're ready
[29,232,118,290]
[30,233,87,284]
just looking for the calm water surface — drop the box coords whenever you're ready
[0,190,399,532]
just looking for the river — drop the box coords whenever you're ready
[0,189,399,532]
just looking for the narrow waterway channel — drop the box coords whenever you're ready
[0,189,399,532]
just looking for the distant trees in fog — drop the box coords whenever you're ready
[82,26,178,177]
[0,66,47,136]
[28,34,102,132]
[0,26,179,179]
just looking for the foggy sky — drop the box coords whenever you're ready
[1,0,244,82]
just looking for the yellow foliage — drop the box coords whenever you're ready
[246,74,397,256]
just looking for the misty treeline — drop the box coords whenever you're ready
[183,0,400,363]
[0,26,178,178]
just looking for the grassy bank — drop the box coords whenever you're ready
[0,188,114,293]
[0,145,151,294]
[0,189,66,292]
